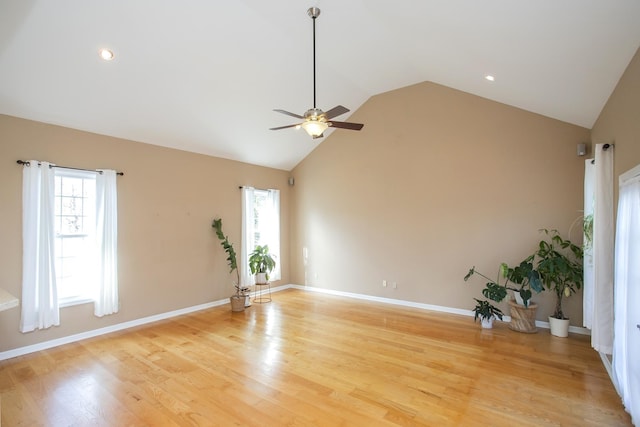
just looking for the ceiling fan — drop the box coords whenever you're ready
[270,7,364,139]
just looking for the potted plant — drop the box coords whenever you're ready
[507,256,544,307]
[212,218,249,311]
[534,229,583,337]
[472,298,504,329]
[465,259,543,333]
[248,245,276,284]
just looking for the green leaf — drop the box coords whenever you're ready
[482,282,507,302]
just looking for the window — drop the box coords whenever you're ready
[241,188,281,285]
[20,161,119,332]
[54,169,96,304]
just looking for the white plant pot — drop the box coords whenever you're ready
[481,316,495,329]
[549,316,570,337]
[255,272,268,285]
[513,291,525,306]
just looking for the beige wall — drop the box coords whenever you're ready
[290,81,590,323]
[592,47,640,182]
[3,45,638,353]
[0,115,290,352]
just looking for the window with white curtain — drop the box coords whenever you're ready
[21,161,119,333]
[241,187,281,286]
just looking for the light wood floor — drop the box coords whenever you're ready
[0,289,631,426]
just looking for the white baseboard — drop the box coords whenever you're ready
[292,284,591,335]
[290,284,472,317]
[0,283,590,361]
[0,284,292,362]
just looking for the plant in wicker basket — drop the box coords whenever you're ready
[465,258,543,333]
[212,218,249,311]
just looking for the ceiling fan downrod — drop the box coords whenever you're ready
[308,7,320,109]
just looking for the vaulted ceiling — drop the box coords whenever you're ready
[2,1,640,171]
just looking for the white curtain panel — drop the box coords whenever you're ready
[583,159,595,328]
[94,170,119,317]
[20,161,60,332]
[613,165,640,426]
[592,144,615,354]
[266,189,281,281]
[241,187,255,287]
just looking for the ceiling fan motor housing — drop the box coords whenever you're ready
[304,108,327,122]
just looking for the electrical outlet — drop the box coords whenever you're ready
[382,280,387,287]
[393,282,397,289]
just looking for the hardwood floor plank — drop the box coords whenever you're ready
[0,289,631,426]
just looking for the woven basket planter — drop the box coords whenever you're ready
[508,300,538,333]
[230,295,246,312]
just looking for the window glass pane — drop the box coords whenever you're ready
[54,169,96,301]
[60,176,84,197]
[253,190,268,246]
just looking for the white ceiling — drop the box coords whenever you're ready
[2,1,640,171]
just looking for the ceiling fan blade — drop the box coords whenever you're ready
[274,109,305,119]
[328,121,364,131]
[324,105,350,119]
[270,123,300,131]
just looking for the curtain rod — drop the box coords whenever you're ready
[238,185,273,191]
[590,143,614,164]
[17,160,124,176]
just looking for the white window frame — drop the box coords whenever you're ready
[54,168,97,307]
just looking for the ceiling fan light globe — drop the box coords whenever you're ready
[301,120,328,137]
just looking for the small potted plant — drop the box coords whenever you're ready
[248,245,276,284]
[465,258,543,333]
[534,229,583,337]
[472,298,504,329]
[212,218,249,311]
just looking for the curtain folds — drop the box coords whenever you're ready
[20,161,60,333]
[613,166,640,425]
[241,187,255,287]
[583,159,595,329]
[591,144,614,354]
[266,189,281,281]
[94,170,119,317]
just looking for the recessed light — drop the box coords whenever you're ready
[485,75,495,82]
[99,48,114,61]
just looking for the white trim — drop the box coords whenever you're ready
[0,285,292,361]
[290,284,472,316]
[59,296,94,308]
[599,351,617,394]
[1,284,592,361]
[291,284,591,335]
[619,163,640,185]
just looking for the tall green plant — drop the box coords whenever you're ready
[212,218,240,291]
[534,229,583,320]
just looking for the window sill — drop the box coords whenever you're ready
[59,297,94,308]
